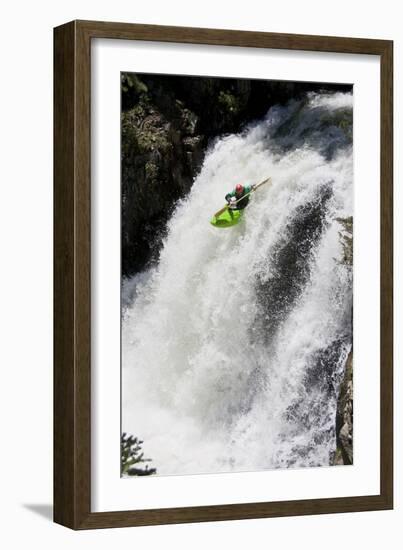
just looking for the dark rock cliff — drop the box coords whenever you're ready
[333,350,353,465]
[333,218,353,466]
[122,93,204,275]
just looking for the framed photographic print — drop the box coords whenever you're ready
[54,20,393,529]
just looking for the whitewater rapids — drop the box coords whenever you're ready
[122,92,353,475]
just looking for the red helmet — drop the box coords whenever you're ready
[235,184,244,194]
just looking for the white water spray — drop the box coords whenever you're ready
[122,92,353,475]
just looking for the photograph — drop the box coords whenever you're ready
[120,73,354,477]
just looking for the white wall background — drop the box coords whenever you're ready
[0,0,400,548]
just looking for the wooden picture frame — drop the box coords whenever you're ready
[54,20,393,529]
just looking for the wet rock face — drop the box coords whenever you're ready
[121,73,352,277]
[269,100,353,161]
[334,350,353,464]
[255,182,333,341]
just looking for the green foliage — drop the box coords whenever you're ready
[121,73,148,95]
[145,161,159,182]
[137,126,170,154]
[121,104,171,157]
[218,90,240,114]
[121,73,150,111]
[336,216,353,266]
[121,433,156,476]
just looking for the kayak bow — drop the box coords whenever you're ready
[210,208,244,228]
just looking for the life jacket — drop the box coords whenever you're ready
[225,185,252,210]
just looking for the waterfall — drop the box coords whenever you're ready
[122,91,353,475]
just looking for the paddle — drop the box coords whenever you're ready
[213,177,272,219]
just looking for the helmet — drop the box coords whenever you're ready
[235,184,244,194]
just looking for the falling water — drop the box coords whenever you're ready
[122,91,353,475]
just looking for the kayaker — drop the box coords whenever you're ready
[225,183,256,210]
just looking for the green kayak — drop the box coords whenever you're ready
[210,208,244,228]
[210,177,272,229]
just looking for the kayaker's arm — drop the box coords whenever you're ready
[243,185,254,194]
[225,191,235,203]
